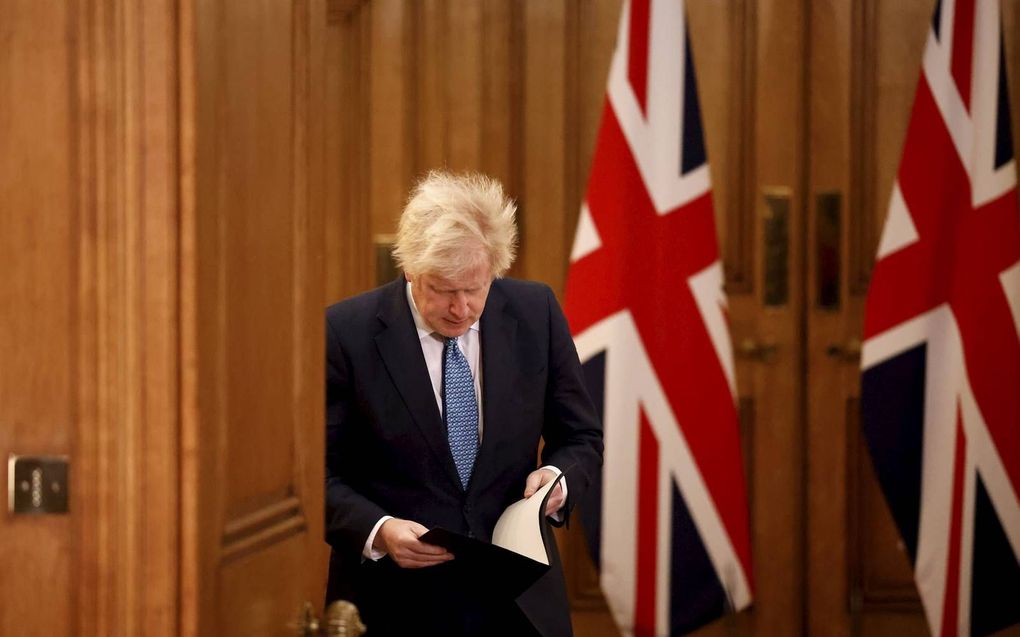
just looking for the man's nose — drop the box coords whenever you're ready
[450,292,469,316]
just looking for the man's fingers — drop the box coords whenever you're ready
[544,487,566,516]
[523,469,548,497]
[406,539,450,557]
[393,545,454,568]
[397,555,452,569]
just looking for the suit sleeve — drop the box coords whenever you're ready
[538,285,604,523]
[325,316,389,558]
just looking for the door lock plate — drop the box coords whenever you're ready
[7,454,69,514]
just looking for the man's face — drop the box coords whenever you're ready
[408,263,493,338]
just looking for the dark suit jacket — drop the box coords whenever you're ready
[325,276,603,637]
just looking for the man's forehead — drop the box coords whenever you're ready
[425,268,492,289]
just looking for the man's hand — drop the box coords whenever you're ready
[524,468,565,517]
[374,518,454,569]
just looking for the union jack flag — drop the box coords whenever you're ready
[860,1,1020,635]
[564,1,753,634]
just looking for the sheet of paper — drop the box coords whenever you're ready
[490,476,559,565]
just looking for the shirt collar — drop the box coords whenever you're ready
[405,280,480,341]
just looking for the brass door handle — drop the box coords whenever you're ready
[325,600,367,637]
[735,338,779,362]
[291,601,366,637]
[825,338,861,363]
[290,602,320,636]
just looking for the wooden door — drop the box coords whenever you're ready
[805,1,931,634]
[1,0,331,635]
[180,0,330,634]
[0,1,181,634]
[807,1,1020,636]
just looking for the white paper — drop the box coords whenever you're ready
[490,478,559,565]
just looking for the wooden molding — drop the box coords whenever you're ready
[74,0,181,635]
[724,0,758,294]
[327,0,368,24]
[222,497,307,563]
[849,0,878,295]
[739,396,756,520]
[845,397,922,617]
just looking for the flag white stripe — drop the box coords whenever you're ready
[915,307,963,637]
[958,445,977,637]
[876,182,920,260]
[656,461,671,636]
[597,313,642,632]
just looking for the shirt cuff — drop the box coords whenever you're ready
[541,465,568,521]
[362,515,394,561]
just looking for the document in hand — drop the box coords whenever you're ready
[420,472,565,598]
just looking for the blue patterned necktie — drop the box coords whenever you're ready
[443,336,478,490]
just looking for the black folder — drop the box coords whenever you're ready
[420,472,566,599]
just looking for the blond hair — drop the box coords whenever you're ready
[392,171,518,279]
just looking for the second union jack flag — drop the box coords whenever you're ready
[861,1,1020,635]
[564,1,753,634]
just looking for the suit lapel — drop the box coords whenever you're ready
[373,279,463,491]
[474,283,518,492]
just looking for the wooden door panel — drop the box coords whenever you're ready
[0,2,76,634]
[848,420,922,616]
[182,0,327,634]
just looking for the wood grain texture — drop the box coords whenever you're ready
[805,2,854,636]
[180,0,327,633]
[522,0,568,291]
[0,3,76,633]
[325,2,374,304]
[1,0,179,635]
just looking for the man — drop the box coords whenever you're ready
[325,171,603,636]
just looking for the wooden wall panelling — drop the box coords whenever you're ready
[480,1,521,204]
[848,0,877,294]
[0,2,78,634]
[444,0,484,171]
[721,0,757,293]
[522,0,569,291]
[1,0,179,634]
[326,2,374,304]
[299,0,329,605]
[89,0,181,634]
[181,0,327,633]
[369,0,414,238]
[182,0,238,625]
[416,0,447,172]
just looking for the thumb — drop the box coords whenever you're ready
[523,470,544,498]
